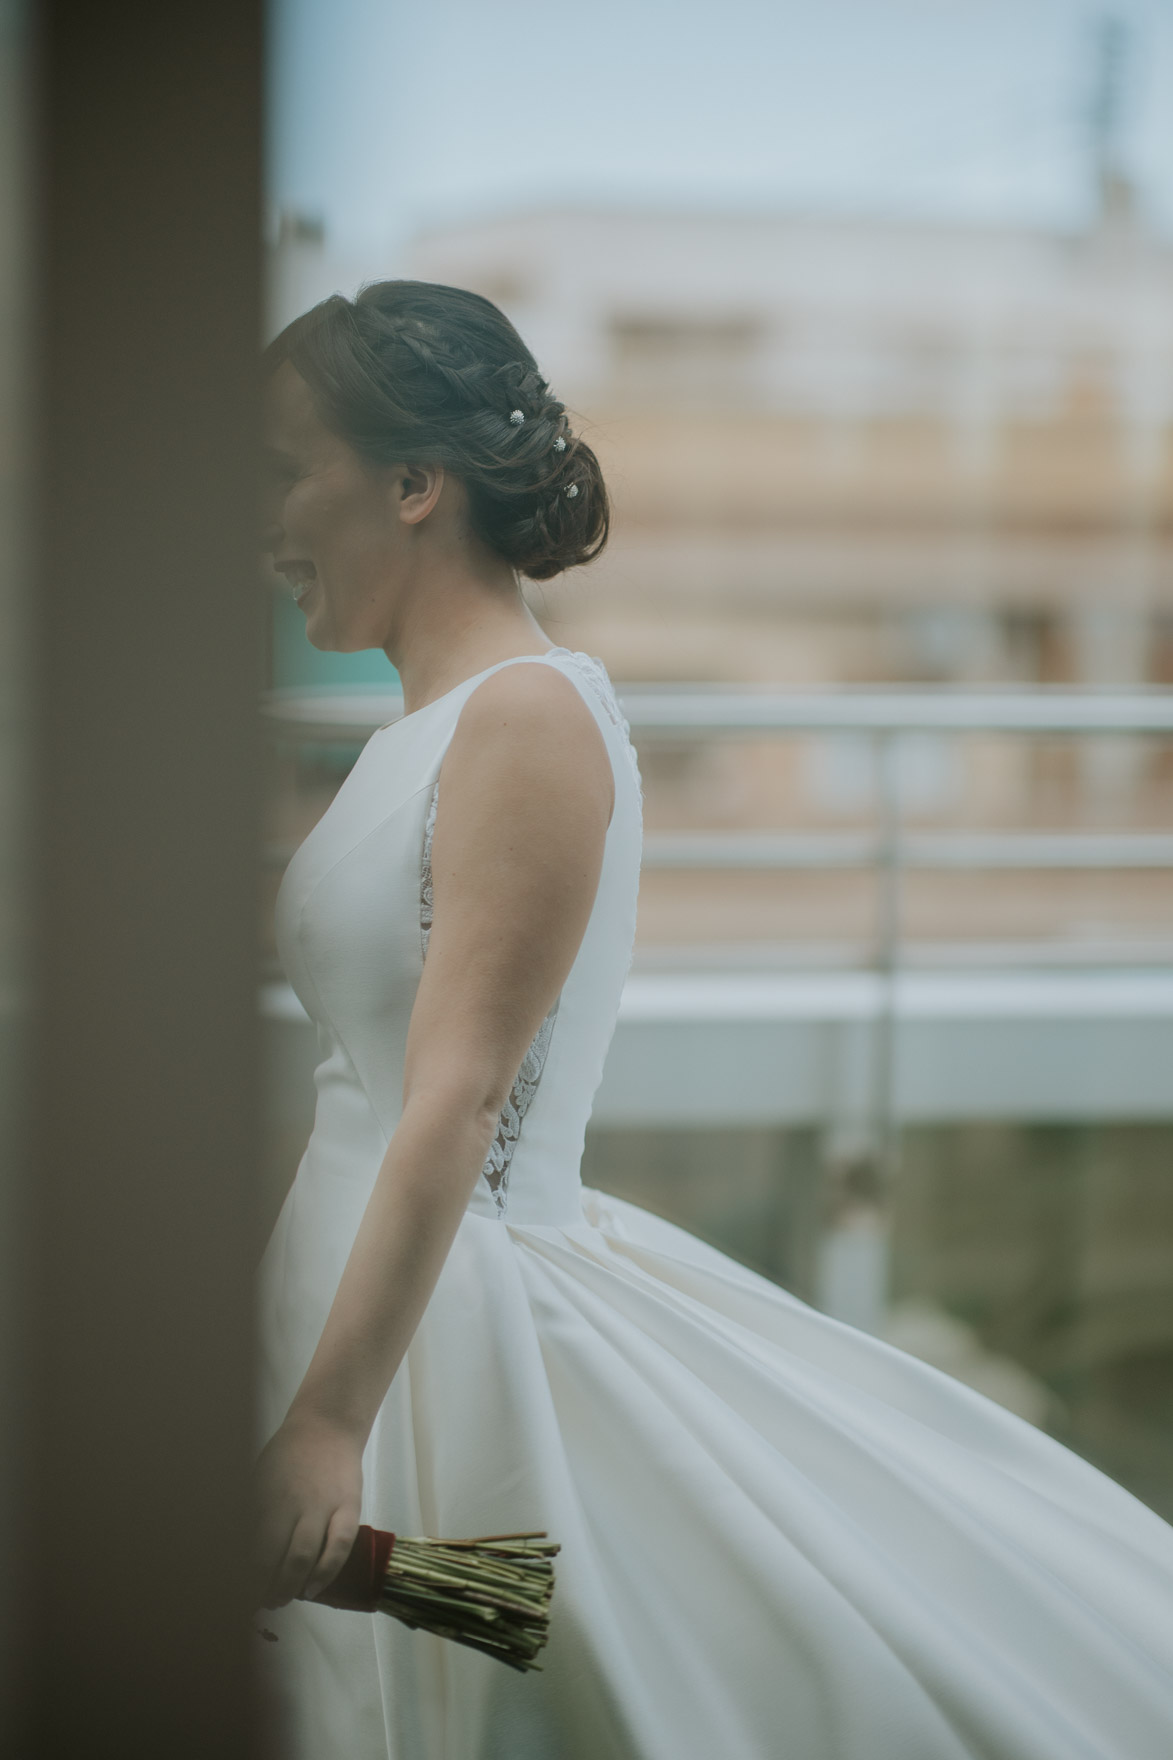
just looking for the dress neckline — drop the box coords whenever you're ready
[376,647,573,733]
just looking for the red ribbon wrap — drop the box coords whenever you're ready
[310,1524,396,1613]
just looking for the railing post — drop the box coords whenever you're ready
[874,727,905,1194]
[814,725,906,1336]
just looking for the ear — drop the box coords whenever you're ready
[394,463,445,527]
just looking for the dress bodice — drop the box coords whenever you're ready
[273,647,643,1227]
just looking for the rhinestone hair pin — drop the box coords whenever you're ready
[565,483,579,498]
[553,435,567,452]
[509,409,525,426]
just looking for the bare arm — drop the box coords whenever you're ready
[255,661,613,1605]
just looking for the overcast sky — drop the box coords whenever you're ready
[268,0,1173,253]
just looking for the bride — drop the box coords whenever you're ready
[255,279,1173,1760]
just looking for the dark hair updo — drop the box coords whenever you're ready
[266,279,609,582]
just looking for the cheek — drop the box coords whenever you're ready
[286,492,359,580]
[286,471,394,585]
[286,481,331,536]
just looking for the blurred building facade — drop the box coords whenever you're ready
[403,204,1173,697]
[403,206,1173,968]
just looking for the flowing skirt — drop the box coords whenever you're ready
[258,1187,1173,1760]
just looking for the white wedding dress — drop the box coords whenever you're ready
[258,646,1173,1760]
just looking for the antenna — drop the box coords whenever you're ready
[1088,13,1134,224]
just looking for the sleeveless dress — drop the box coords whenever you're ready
[257,646,1173,1760]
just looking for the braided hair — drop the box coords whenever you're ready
[265,280,609,582]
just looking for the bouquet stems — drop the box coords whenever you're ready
[307,1526,560,1673]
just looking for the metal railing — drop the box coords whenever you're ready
[261,683,1173,1182]
[261,685,1173,741]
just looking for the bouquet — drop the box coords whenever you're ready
[296,1524,559,1673]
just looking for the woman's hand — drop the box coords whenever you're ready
[254,1408,365,1609]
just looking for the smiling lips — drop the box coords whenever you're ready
[275,561,317,604]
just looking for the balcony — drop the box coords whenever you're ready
[262,685,1173,1119]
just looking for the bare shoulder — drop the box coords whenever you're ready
[455,657,602,741]
[443,657,614,823]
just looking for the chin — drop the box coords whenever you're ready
[326,626,386,655]
[304,600,382,653]
[303,609,346,653]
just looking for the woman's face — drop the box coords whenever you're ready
[262,361,415,652]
